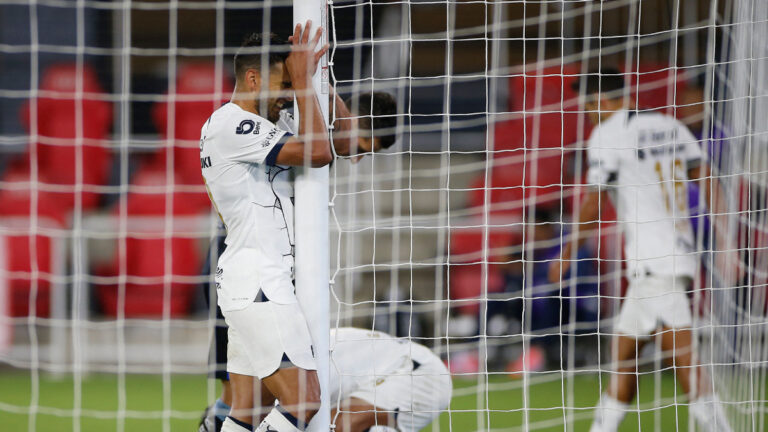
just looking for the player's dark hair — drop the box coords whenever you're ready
[234,33,289,79]
[572,67,626,100]
[345,92,398,149]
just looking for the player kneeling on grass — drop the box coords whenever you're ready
[205,327,452,432]
[549,68,732,432]
[200,22,332,432]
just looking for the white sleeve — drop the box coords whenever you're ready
[676,122,705,167]
[219,116,291,165]
[276,109,298,135]
[586,131,622,187]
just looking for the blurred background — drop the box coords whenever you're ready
[1,0,766,431]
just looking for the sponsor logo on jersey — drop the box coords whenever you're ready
[263,128,280,147]
[235,119,261,135]
[201,156,212,169]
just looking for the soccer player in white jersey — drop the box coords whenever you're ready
[200,23,332,432]
[198,89,398,432]
[549,68,732,432]
[326,327,452,432]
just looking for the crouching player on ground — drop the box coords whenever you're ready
[207,327,452,432]
[198,27,398,432]
[549,69,732,432]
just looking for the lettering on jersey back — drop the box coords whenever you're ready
[235,119,261,135]
[201,156,212,169]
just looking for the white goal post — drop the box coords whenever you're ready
[293,0,332,431]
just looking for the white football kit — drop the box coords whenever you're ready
[586,109,704,337]
[200,103,315,378]
[329,328,452,432]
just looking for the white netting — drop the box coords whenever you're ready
[0,0,766,431]
[328,0,766,431]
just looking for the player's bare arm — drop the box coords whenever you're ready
[548,188,609,284]
[276,21,332,167]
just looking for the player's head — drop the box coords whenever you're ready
[234,32,292,122]
[572,67,627,123]
[344,92,398,155]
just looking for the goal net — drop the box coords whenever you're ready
[329,0,767,431]
[0,0,765,431]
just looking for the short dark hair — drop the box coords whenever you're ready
[572,67,626,100]
[345,92,398,149]
[234,33,289,79]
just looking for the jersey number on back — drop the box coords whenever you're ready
[653,158,688,214]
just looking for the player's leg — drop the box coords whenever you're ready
[660,326,732,432]
[223,300,320,432]
[260,366,321,427]
[227,372,276,426]
[655,277,733,432]
[590,335,647,432]
[591,276,659,432]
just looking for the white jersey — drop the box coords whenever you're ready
[586,109,703,278]
[328,328,439,405]
[200,102,297,311]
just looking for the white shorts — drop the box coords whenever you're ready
[224,300,317,379]
[348,347,452,432]
[614,275,693,339]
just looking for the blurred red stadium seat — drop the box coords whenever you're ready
[94,161,205,317]
[448,264,505,315]
[151,63,233,187]
[2,232,54,318]
[96,233,199,318]
[506,65,587,149]
[15,63,112,213]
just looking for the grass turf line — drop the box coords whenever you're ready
[0,370,693,431]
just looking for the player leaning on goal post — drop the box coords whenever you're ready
[200,88,398,432]
[199,21,400,432]
[549,68,732,432]
[199,22,331,432]
[198,90,397,432]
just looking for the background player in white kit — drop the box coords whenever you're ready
[549,69,732,432]
[200,23,331,432]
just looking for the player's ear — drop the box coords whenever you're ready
[244,69,260,92]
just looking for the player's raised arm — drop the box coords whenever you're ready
[275,21,332,168]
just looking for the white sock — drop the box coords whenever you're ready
[221,416,251,432]
[590,394,628,432]
[254,407,304,432]
[690,393,732,432]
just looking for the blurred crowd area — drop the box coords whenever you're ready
[0,1,729,371]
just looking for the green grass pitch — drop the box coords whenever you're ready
[0,369,695,431]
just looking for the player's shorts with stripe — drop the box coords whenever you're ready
[224,294,317,379]
[346,344,452,432]
[614,274,693,339]
[202,234,228,381]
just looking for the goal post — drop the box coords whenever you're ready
[293,0,331,430]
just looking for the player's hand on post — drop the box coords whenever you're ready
[286,20,330,90]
